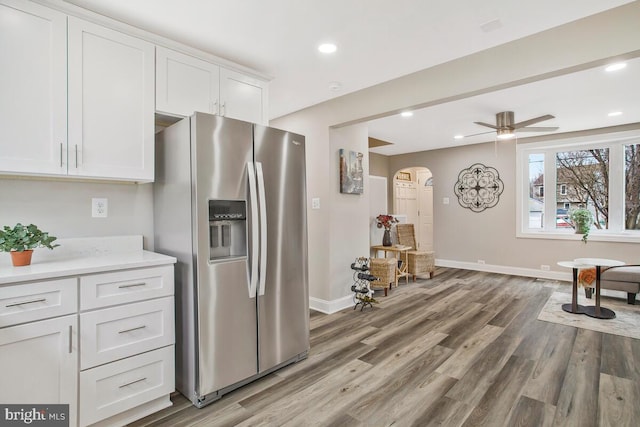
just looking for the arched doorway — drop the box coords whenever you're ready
[393,167,433,251]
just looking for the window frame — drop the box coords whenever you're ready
[516,129,640,243]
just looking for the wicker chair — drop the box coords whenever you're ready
[368,258,396,296]
[395,223,435,280]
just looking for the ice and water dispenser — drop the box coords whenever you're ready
[208,200,247,261]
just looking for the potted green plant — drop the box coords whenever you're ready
[569,207,593,243]
[0,223,59,266]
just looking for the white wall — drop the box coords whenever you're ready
[329,125,370,300]
[0,178,154,249]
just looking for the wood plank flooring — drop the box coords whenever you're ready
[130,268,640,427]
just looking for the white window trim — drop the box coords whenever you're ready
[516,129,640,243]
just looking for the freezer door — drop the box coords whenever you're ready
[254,125,309,372]
[191,113,258,397]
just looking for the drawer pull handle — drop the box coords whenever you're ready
[118,282,147,289]
[118,325,147,334]
[69,325,73,354]
[6,298,46,308]
[119,377,147,388]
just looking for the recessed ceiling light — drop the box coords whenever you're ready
[328,81,342,91]
[605,62,627,72]
[608,111,623,117]
[400,111,413,117]
[454,135,464,140]
[318,43,337,54]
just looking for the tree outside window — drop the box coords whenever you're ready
[625,144,640,230]
[556,149,609,229]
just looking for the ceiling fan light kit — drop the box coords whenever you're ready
[496,128,515,140]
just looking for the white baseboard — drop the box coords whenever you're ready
[309,295,353,314]
[435,259,570,282]
[309,260,573,315]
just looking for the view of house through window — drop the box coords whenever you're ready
[556,148,609,230]
[528,153,543,229]
[520,132,640,240]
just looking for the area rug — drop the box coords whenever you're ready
[538,291,640,340]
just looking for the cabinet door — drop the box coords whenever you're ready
[220,67,268,125]
[0,315,78,427]
[156,47,220,117]
[0,0,67,176]
[68,17,155,182]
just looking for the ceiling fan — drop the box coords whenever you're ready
[468,111,558,140]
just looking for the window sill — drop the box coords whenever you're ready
[517,230,640,243]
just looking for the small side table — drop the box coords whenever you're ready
[574,258,625,319]
[371,245,411,288]
[557,261,591,314]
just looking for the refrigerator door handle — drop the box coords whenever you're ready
[247,162,259,298]
[256,162,268,296]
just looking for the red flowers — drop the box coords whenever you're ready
[376,214,398,230]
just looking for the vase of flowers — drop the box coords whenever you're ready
[376,214,398,246]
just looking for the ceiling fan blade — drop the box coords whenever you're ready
[464,130,496,138]
[473,121,499,129]
[512,114,555,129]
[517,126,559,132]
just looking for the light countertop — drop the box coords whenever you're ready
[0,236,176,285]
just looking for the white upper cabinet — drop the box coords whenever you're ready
[156,47,268,125]
[156,47,220,117]
[220,67,268,125]
[0,0,67,175]
[68,17,155,182]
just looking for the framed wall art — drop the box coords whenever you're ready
[339,149,364,194]
[454,163,504,212]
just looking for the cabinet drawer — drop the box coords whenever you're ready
[0,278,77,327]
[80,297,174,369]
[80,265,174,310]
[79,345,174,426]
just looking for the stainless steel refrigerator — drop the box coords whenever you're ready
[153,113,309,407]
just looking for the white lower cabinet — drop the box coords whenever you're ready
[0,264,175,426]
[79,346,174,427]
[80,296,174,370]
[0,314,78,427]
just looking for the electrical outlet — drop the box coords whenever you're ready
[477,259,485,264]
[92,198,108,218]
[541,265,550,271]
[443,197,450,205]
[312,198,320,209]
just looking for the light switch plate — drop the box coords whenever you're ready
[443,197,450,205]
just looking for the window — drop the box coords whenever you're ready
[625,144,640,230]
[528,154,543,229]
[517,130,640,242]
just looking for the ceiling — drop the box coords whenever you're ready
[62,0,638,154]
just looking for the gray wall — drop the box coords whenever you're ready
[388,139,640,273]
[369,152,390,177]
[0,178,155,249]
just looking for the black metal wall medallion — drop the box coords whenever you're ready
[454,163,504,212]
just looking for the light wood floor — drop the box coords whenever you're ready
[131,268,640,427]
